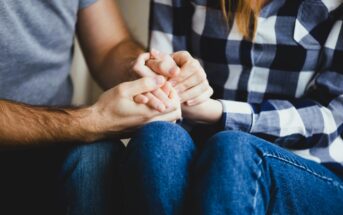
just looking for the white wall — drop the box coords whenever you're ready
[117,0,150,46]
[71,0,150,105]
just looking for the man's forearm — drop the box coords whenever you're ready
[0,100,98,148]
[90,38,144,90]
[76,0,146,90]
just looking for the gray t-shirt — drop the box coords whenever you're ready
[0,0,96,106]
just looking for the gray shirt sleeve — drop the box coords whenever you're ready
[79,0,97,9]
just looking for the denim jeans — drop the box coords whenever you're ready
[0,140,125,215]
[124,122,343,215]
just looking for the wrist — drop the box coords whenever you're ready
[182,99,223,124]
[73,106,104,143]
[204,99,223,124]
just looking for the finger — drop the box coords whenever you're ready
[146,55,180,78]
[179,81,211,103]
[171,51,193,66]
[145,92,166,112]
[132,53,156,77]
[151,88,173,109]
[134,94,149,104]
[148,108,182,123]
[174,72,206,94]
[168,84,181,108]
[186,87,214,106]
[168,60,203,87]
[123,76,166,96]
[162,82,172,98]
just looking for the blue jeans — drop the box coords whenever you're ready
[0,140,125,215]
[124,122,343,215]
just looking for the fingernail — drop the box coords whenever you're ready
[155,76,165,85]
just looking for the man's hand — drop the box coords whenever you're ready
[90,76,181,139]
[146,51,213,106]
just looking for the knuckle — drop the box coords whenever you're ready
[116,85,126,96]
[200,70,207,79]
[189,59,198,68]
[183,51,191,57]
[197,72,207,82]
[201,81,209,89]
[132,63,142,73]
[138,52,148,60]
[178,51,191,59]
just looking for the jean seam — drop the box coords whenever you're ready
[263,153,343,190]
[252,157,264,213]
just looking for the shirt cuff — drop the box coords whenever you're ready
[219,100,254,132]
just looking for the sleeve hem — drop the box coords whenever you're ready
[79,0,97,10]
[219,100,254,132]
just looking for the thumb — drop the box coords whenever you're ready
[171,51,192,67]
[124,76,166,96]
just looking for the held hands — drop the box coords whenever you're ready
[89,50,220,140]
[130,52,180,113]
[132,49,220,124]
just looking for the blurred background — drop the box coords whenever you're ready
[71,0,150,105]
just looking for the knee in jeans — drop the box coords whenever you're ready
[204,131,260,161]
[129,121,195,161]
[137,121,187,138]
[63,141,124,176]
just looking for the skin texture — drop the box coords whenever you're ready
[0,0,181,148]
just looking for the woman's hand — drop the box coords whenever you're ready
[131,52,180,112]
[146,50,213,106]
[181,99,223,124]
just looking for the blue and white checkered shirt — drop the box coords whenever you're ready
[149,0,343,177]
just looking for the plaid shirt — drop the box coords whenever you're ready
[149,0,343,177]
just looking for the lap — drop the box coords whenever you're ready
[196,130,343,215]
[201,130,343,183]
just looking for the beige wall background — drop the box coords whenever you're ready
[71,0,150,105]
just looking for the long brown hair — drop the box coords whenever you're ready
[221,0,264,39]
